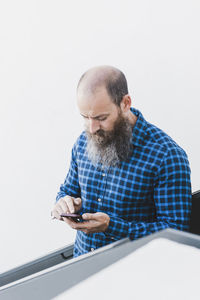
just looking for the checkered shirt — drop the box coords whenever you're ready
[56,107,192,257]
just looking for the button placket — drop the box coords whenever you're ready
[97,171,107,204]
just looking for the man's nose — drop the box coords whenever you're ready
[89,119,100,134]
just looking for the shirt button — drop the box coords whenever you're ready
[98,198,101,202]
[91,248,95,252]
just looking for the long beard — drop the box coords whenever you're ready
[86,115,133,168]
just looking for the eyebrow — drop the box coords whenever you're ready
[80,113,109,120]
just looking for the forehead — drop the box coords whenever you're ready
[77,87,117,117]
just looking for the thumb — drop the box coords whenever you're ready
[82,213,95,221]
[74,197,81,205]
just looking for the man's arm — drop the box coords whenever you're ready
[56,144,81,203]
[51,143,82,221]
[104,148,192,240]
[52,142,84,220]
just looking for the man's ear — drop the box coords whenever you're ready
[120,95,132,113]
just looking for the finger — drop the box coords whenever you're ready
[51,202,64,221]
[51,210,56,219]
[63,217,81,228]
[59,198,69,213]
[72,221,91,230]
[62,218,90,230]
[62,216,73,225]
[74,197,81,206]
[82,213,97,221]
[55,204,64,216]
[64,196,75,213]
[52,210,64,221]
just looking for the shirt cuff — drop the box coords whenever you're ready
[104,215,130,239]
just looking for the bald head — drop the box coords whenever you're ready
[77,65,129,106]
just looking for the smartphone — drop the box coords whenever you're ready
[60,213,83,222]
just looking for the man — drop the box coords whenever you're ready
[51,65,192,257]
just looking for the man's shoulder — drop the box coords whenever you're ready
[145,121,188,159]
[131,108,187,159]
[72,131,87,153]
[75,131,87,145]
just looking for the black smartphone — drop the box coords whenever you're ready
[60,213,83,222]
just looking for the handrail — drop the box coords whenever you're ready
[0,243,73,287]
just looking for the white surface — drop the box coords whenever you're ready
[0,0,200,272]
[54,238,200,300]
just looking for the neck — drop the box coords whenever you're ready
[127,110,137,127]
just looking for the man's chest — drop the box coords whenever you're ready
[77,150,158,216]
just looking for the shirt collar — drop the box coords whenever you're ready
[130,107,147,147]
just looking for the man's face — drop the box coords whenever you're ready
[77,86,121,141]
[77,86,133,167]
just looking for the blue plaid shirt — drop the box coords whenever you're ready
[56,108,192,257]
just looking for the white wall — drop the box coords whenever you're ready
[0,0,199,272]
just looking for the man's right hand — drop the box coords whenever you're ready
[51,196,82,221]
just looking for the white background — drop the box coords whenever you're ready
[0,0,199,273]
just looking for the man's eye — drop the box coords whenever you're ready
[98,117,107,121]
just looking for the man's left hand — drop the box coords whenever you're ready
[63,212,110,234]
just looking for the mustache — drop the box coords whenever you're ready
[86,129,114,146]
[91,129,105,137]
